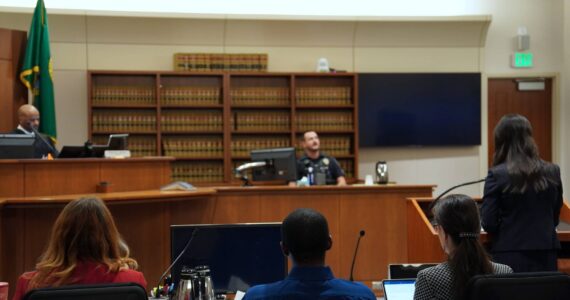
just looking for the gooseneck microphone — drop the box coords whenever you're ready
[29,124,59,157]
[154,228,199,297]
[349,230,365,282]
[429,178,486,210]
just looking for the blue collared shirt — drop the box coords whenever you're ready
[243,266,376,300]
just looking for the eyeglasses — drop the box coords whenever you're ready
[431,221,440,230]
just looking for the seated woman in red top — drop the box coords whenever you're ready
[12,197,147,300]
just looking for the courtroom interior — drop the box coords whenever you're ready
[1,0,570,299]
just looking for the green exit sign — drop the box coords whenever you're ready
[512,52,533,68]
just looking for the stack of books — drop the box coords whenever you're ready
[296,87,352,106]
[296,111,353,131]
[172,161,224,182]
[231,136,290,157]
[161,110,223,132]
[163,137,223,158]
[174,53,268,72]
[92,111,156,132]
[231,111,290,131]
[231,87,289,106]
[161,86,221,105]
[93,86,155,105]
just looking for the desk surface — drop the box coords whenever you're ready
[0,157,175,164]
[0,188,216,205]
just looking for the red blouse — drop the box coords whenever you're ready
[12,261,147,300]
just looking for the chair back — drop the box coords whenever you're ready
[23,282,147,300]
[465,271,570,300]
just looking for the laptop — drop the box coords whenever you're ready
[382,279,416,300]
[58,134,128,158]
[388,263,437,279]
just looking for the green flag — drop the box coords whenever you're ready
[20,0,57,141]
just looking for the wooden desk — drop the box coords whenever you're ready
[1,184,433,296]
[406,197,570,266]
[0,157,173,197]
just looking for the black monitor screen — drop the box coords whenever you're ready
[170,223,286,293]
[250,147,297,182]
[0,134,35,159]
[108,134,128,150]
[358,73,481,146]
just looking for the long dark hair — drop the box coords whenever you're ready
[433,194,493,299]
[493,114,556,193]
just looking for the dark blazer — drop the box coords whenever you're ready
[10,128,59,158]
[481,163,563,252]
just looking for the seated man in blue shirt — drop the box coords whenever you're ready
[243,208,376,300]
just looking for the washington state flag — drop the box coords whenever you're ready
[20,0,57,141]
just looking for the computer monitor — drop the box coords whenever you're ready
[0,134,35,159]
[250,147,297,182]
[170,223,287,294]
[108,134,128,150]
[57,134,128,158]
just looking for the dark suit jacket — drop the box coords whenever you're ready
[10,128,59,158]
[481,163,563,252]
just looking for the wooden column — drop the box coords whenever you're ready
[0,28,27,132]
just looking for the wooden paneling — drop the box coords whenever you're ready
[406,199,446,263]
[0,28,11,59]
[340,191,404,280]
[0,59,14,131]
[109,201,170,287]
[100,161,170,192]
[1,185,433,298]
[487,78,552,165]
[213,186,434,281]
[24,162,100,196]
[0,28,27,133]
[0,158,173,197]
[1,207,26,294]
[406,198,570,264]
[0,162,24,197]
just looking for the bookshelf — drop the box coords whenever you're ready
[88,71,358,185]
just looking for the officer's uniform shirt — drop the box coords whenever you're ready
[297,153,345,185]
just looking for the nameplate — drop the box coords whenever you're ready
[104,150,131,159]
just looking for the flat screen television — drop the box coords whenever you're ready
[170,223,287,294]
[358,73,481,146]
[0,134,35,159]
[250,147,297,182]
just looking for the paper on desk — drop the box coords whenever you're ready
[235,291,246,300]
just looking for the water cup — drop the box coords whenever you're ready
[364,174,374,186]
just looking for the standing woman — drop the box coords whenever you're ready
[482,114,563,272]
[12,197,147,300]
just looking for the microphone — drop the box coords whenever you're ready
[29,124,59,157]
[349,230,365,282]
[235,161,266,173]
[429,178,486,209]
[153,228,199,298]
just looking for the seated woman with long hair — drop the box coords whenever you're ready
[12,197,147,300]
[413,194,512,300]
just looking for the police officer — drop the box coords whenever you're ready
[289,131,347,186]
